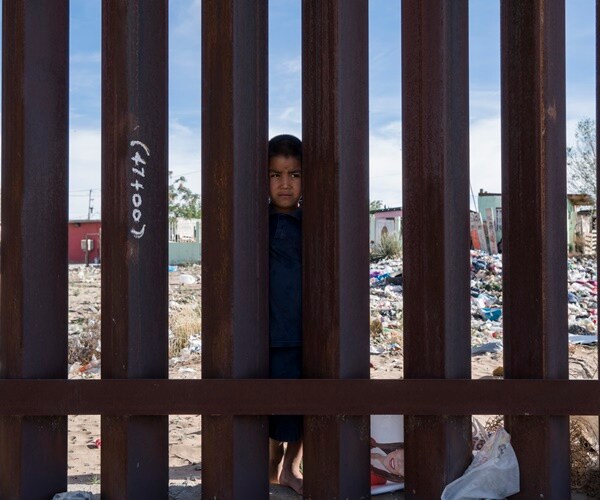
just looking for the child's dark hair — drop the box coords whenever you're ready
[268,134,302,161]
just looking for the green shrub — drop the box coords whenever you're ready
[371,234,402,261]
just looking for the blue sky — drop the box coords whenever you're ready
[66,0,595,218]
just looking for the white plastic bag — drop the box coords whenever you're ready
[52,493,92,500]
[441,428,519,500]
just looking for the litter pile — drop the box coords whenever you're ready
[369,252,598,356]
[67,255,597,370]
[67,264,202,377]
[370,258,403,355]
[474,415,600,498]
[567,257,598,344]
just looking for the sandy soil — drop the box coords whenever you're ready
[63,265,599,499]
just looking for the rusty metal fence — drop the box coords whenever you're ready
[0,0,597,498]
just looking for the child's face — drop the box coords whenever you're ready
[269,155,302,213]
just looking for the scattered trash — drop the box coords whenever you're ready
[178,367,197,374]
[52,493,92,500]
[441,428,519,500]
[368,253,598,359]
[168,265,179,272]
[471,341,503,355]
[179,274,196,285]
[385,272,403,286]
[86,438,102,449]
[569,334,598,345]
[69,355,101,378]
[571,416,600,497]
[479,307,502,322]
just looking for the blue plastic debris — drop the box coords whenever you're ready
[480,307,502,322]
[471,341,503,355]
[568,334,598,345]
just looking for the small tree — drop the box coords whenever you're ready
[169,171,201,221]
[567,118,596,199]
[370,200,383,211]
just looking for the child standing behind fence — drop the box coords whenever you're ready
[268,134,303,495]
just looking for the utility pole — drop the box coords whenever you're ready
[88,189,93,220]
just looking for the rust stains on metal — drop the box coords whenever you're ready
[501,0,570,497]
[101,1,169,497]
[1,378,600,416]
[0,1,588,497]
[201,0,269,497]
[0,1,69,497]
[402,0,472,496]
[302,0,371,497]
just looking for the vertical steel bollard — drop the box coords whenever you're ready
[402,0,473,496]
[201,1,269,497]
[101,1,169,497]
[0,1,69,497]
[501,1,570,497]
[302,1,371,497]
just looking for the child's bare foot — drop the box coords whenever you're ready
[269,439,285,484]
[277,439,303,494]
[279,468,303,495]
[269,459,283,484]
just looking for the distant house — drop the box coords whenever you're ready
[369,207,402,246]
[567,194,595,253]
[68,217,203,265]
[477,191,502,246]
[169,217,201,242]
[68,220,101,264]
[477,190,595,254]
[169,218,201,264]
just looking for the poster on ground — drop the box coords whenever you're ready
[371,415,404,495]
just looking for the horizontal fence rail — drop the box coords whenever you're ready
[0,379,599,416]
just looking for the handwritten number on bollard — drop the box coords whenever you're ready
[129,140,150,239]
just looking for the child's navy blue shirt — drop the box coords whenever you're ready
[269,205,302,347]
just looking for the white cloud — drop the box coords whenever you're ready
[278,106,302,125]
[470,89,501,120]
[70,51,101,64]
[282,56,301,75]
[169,121,201,191]
[368,116,503,210]
[172,0,201,39]
[369,121,402,206]
[469,116,502,197]
[69,128,101,219]
[269,105,302,138]
[67,122,202,219]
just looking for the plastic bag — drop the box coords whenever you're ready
[441,428,519,500]
[52,493,92,500]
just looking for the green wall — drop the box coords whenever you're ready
[168,242,201,265]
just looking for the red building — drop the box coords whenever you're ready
[68,220,101,264]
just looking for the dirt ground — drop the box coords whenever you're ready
[64,265,599,499]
